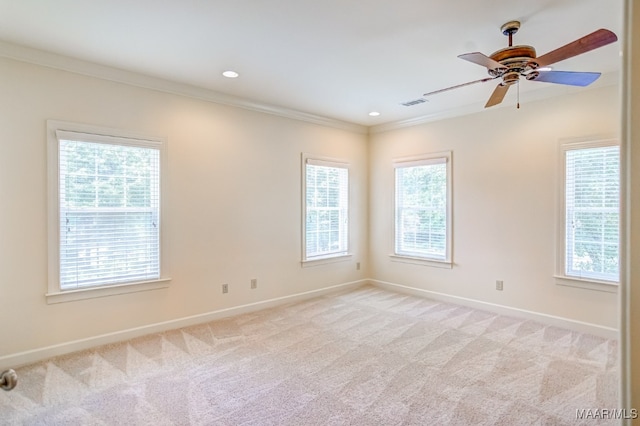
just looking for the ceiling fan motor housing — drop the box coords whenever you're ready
[488,21,540,83]
[488,45,538,79]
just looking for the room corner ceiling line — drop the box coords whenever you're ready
[0,40,367,135]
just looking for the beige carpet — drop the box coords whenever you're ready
[1,285,618,425]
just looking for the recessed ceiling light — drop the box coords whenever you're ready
[369,111,380,117]
[222,70,239,78]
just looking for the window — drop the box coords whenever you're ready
[393,152,452,267]
[302,154,349,263]
[558,138,619,286]
[47,121,169,303]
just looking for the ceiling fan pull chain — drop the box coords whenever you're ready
[517,80,520,109]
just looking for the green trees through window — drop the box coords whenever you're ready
[394,154,451,263]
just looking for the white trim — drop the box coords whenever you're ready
[56,129,163,149]
[46,120,171,300]
[1,277,619,370]
[389,254,453,269]
[554,275,619,293]
[301,253,353,268]
[0,40,618,136]
[393,152,451,167]
[0,279,367,371]
[555,136,620,289]
[370,279,618,339]
[558,136,619,150]
[393,156,448,168]
[46,278,171,304]
[48,120,166,144]
[305,157,350,168]
[393,151,453,264]
[301,152,351,263]
[0,40,366,135]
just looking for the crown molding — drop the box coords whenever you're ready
[0,40,367,135]
[369,70,621,134]
[0,40,619,137]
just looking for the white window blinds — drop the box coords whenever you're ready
[56,131,161,289]
[304,158,349,260]
[395,157,448,260]
[564,145,619,282]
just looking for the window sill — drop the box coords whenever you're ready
[554,275,618,293]
[46,278,171,304]
[390,254,453,269]
[301,254,352,268]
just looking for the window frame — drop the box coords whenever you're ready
[391,151,453,268]
[555,137,619,292]
[46,120,170,303]
[301,153,351,266]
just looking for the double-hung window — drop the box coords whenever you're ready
[393,152,452,267]
[302,154,350,263]
[558,138,619,288]
[47,121,169,303]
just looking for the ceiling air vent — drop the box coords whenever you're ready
[401,98,427,107]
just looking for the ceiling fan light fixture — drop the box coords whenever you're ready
[502,72,520,85]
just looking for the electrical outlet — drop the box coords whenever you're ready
[356,262,361,270]
[250,278,257,289]
[496,280,504,291]
[222,284,228,294]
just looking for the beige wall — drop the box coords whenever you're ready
[0,44,628,378]
[368,84,620,329]
[0,57,368,358]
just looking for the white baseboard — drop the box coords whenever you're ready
[1,278,617,370]
[0,280,366,371]
[370,279,619,340]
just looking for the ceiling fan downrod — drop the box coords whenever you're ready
[501,20,521,47]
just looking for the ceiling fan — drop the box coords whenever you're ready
[421,21,618,108]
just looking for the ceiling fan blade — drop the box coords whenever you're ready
[535,29,618,68]
[424,77,495,97]
[458,52,506,71]
[485,83,509,108]
[530,70,601,86]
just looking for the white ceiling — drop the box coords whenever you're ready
[0,0,624,127]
